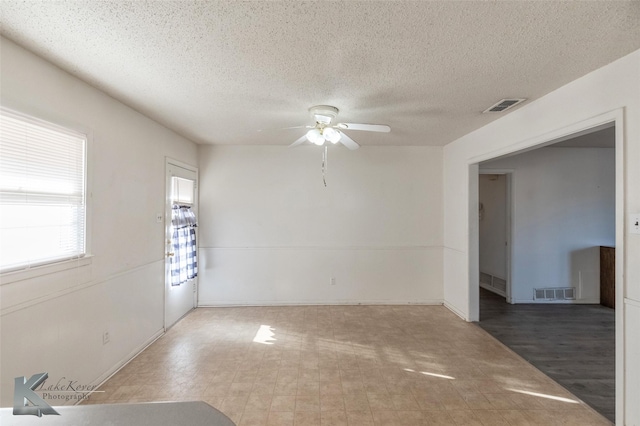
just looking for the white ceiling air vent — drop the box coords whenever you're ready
[483,98,526,113]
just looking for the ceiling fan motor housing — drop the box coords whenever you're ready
[309,105,339,124]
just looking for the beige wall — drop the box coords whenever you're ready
[0,37,198,406]
[197,145,443,305]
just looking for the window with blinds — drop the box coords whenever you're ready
[0,108,87,272]
[171,176,194,205]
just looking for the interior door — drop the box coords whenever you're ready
[165,160,198,329]
[478,173,511,300]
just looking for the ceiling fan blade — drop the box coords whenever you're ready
[258,125,310,132]
[338,123,391,133]
[289,134,307,148]
[339,132,360,150]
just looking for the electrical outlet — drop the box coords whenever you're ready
[631,213,640,235]
[103,331,110,345]
[330,277,336,285]
[156,213,163,223]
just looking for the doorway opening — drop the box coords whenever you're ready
[165,159,199,330]
[474,124,617,422]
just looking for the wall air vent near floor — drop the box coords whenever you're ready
[534,287,576,301]
[480,272,507,296]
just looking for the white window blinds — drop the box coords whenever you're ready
[0,109,87,272]
[171,176,194,205]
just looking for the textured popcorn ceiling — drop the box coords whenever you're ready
[1,1,639,147]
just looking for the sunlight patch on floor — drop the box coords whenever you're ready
[252,325,276,345]
[403,368,455,380]
[507,388,579,404]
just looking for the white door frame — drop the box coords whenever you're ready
[164,157,199,330]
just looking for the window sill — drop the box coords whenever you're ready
[0,255,93,285]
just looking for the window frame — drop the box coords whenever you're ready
[0,107,91,276]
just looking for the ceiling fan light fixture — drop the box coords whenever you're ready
[323,127,341,144]
[289,105,389,151]
[306,128,324,145]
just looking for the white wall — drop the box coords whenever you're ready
[482,148,615,303]
[443,49,640,424]
[0,37,198,406]
[197,145,443,305]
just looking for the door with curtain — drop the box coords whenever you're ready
[165,160,198,329]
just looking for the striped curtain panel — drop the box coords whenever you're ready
[170,205,198,286]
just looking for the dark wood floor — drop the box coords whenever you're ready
[477,288,615,423]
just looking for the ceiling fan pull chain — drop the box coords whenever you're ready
[322,145,328,187]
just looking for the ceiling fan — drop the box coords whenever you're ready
[289,105,390,150]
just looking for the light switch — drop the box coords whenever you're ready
[631,213,640,235]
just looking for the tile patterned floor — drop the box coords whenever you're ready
[86,305,611,425]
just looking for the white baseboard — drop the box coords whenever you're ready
[512,298,601,304]
[198,299,443,307]
[443,301,467,321]
[479,283,506,297]
[77,328,164,404]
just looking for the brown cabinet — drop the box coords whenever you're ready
[600,246,615,309]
